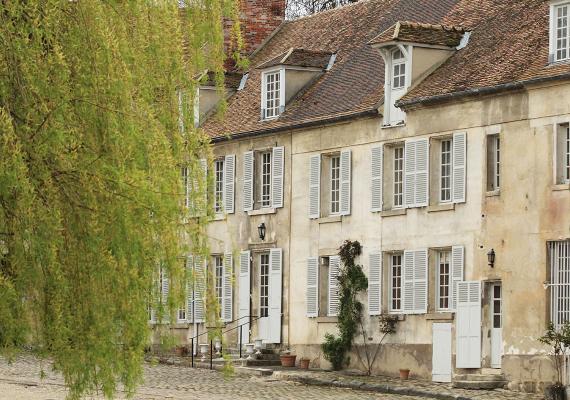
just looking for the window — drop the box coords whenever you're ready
[330,155,341,214]
[556,124,570,184]
[492,284,502,329]
[549,240,570,328]
[259,253,270,318]
[213,255,223,317]
[440,139,452,202]
[390,253,403,312]
[554,4,570,62]
[244,147,283,212]
[486,135,501,191]
[437,250,451,311]
[181,166,189,207]
[214,159,224,213]
[263,70,282,119]
[393,146,404,208]
[260,151,272,208]
[392,49,406,89]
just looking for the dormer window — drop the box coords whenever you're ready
[551,2,570,62]
[262,69,285,120]
[392,49,406,89]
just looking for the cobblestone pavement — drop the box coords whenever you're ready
[0,355,423,399]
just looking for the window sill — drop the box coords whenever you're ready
[316,316,338,323]
[485,189,501,197]
[426,312,454,321]
[318,215,342,224]
[381,208,406,217]
[248,208,276,216]
[381,122,406,129]
[427,203,455,213]
[213,213,226,221]
[553,184,570,192]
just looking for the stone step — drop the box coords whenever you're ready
[481,368,503,375]
[452,380,507,390]
[454,373,506,382]
[240,359,282,367]
[235,367,274,376]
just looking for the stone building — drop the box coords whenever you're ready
[162,0,570,392]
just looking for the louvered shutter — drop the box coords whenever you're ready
[404,141,416,207]
[186,256,194,323]
[161,267,169,304]
[328,255,341,316]
[340,149,351,215]
[194,256,205,323]
[451,245,465,311]
[368,252,382,315]
[414,249,428,314]
[222,252,233,322]
[403,250,415,314]
[306,257,319,317]
[272,147,284,208]
[309,155,321,219]
[456,281,481,368]
[415,138,429,207]
[238,251,251,343]
[268,248,283,343]
[243,151,254,211]
[224,155,235,214]
[452,132,467,203]
[199,159,208,215]
[370,146,383,212]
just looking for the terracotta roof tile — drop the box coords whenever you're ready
[256,48,334,69]
[369,21,466,47]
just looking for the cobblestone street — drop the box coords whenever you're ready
[0,355,425,399]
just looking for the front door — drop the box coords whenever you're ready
[490,283,503,368]
[257,252,270,341]
[432,323,452,382]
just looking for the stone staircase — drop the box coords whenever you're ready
[453,369,508,390]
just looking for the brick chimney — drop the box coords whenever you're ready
[224,0,286,69]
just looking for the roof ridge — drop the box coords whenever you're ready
[285,0,374,23]
[398,20,466,32]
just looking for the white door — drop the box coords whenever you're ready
[432,323,452,382]
[257,252,270,341]
[456,281,482,368]
[490,283,503,368]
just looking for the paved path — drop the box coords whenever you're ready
[0,355,423,399]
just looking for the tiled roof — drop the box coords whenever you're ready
[202,71,243,90]
[256,48,334,70]
[202,0,511,140]
[400,0,570,107]
[369,21,466,47]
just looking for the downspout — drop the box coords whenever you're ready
[287,130,293,350]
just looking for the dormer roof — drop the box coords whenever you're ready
[369,21,466,48]
[256,48,334,70]
[200,71,243,90]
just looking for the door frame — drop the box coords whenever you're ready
[490,282,503,368]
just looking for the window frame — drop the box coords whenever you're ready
[330,154,341,215]
[389,253,403,313]
[439,139,453,203]
[391,48,406,89]
[214,255,224,317]
[551,2,570,62]
[436,250,452,312]
[259,252,270,318]
[486,134,501,192]
[214,158,225,213]
[393,145,404,209]
[261,68,285,120]
[549,240,570,329]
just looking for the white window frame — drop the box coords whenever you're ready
[392,48,406,89]
[551,2,570,62]
[440,139,453,203]
[566,125,570,183]
[214,255,224,317]
[214,158,224,213]
[330,154,341,215]
[489,134,501,190]
[259,150,272,208]
[436,250,452,312]
[181,166,189,208]
[390,253,403,313]
[549,240,570,329]
[259,252,270,318]
[261,68,285,120]
[393,145,404,209]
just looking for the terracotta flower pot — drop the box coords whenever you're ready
[399,369,410,380]
[299,358,310,369]
[280,354,297,367]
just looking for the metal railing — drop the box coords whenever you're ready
[188,314,262,369]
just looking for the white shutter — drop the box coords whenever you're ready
[307,257,319,317]
[222,252,233,322]
[194,256,205,323]
[309,155,321,219]
[404,141,416,207]
[452,132,467,203]
[186,256,194,323]
[199,159,208,215]
[238,251,251,343]
[403,250,415,313]
[268,248,283,343]
[161,267,169,304]
[451,245,465,311]
[224,155,235,214]
[370,146,383,212]
[328,255,341,316]
[272,147,284,208]
[368,252,382,315]
[456,281,481,368]
[243,151,254,212]
[340,149,351,215]
[415,138,429,207]
[414,249,428,314]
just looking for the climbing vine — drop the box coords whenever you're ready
[322,240,368,370]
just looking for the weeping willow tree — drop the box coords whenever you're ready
[0,0,244,398]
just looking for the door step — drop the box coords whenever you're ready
[452,373,507,390]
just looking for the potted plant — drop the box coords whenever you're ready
[280,349,297,367]
[539,322,570,400]
[299,357,310,369]
[399,368,410,380]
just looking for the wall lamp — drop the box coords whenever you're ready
[487,248,496,268]
[258,222,266,241]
